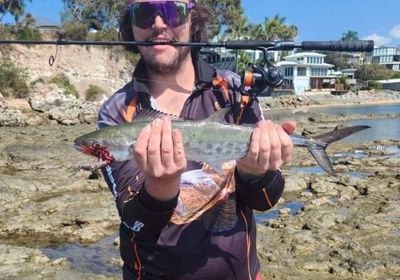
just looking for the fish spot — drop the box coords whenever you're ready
[206,143,213,150]
[215,147,223,153]
[236,146,243,154]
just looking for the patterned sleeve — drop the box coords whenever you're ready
[97,86,177,241]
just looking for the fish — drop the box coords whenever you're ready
[74,108,370,176]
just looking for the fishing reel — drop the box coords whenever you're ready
[242,64,284,96]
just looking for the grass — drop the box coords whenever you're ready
[50,74,79,98]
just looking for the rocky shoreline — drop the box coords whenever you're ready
[0,90,399,279]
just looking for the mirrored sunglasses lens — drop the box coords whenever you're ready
[131,2,189,29]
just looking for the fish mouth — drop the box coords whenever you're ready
[74,143,88,154]
[74,142,92,156]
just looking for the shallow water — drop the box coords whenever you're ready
[310,103,400,115]
[309,103,400,143]
[344,118,400,143]
[255,201,305,224]
[42,233,120,276]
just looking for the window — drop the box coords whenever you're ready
[285,67,294,76]
[298,67,307,76]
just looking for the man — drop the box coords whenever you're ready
[98,0,296,279]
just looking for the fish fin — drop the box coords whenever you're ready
[315,125,371,145]
[307,125,370,176]
[134,108,182,122]
[307,147,336,176]
[205,107,231,123]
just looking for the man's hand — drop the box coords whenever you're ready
[236,120,296,178]
[134,117,187,201]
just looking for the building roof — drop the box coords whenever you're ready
[276,61,297,66]
[277,61,334,68]
[377,78,400,83]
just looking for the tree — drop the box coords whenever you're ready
[341,30,359,41]
[199,0,243,39]
[0,0,31,22]
[355,64,397,81]
[323,52,350,70]
[224,14,249,40]
[259,15,298,41]
[61,0,124,30]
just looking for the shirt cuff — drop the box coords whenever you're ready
[235,168,279,192]
[138,184,179,212]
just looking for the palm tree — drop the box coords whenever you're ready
[341,30,359,41]
[261,14,298,41]
[224,14,250,40]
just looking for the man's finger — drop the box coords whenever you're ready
[277,125,293,165]
[147,118,163,174]
[172,129,186,170]
[267,125,282,170]
[161,117,174,167]
[281,121,297,135]
[257,124,271,170]
[133,124,151,170]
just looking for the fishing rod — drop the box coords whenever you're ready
[0,37,374,96]
[0,38,374,51]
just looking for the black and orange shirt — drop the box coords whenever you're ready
[97,59,285,280]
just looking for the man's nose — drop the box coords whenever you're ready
[153,14,168,29]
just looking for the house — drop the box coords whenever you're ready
[365,46,400,71]
[276,52,336,94]
[199,48,237,72]
[377,78,400,91]
[340,68,357,85]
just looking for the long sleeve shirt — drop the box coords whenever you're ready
[97,59,285,280]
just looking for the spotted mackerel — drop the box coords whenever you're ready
[74,108,370,176]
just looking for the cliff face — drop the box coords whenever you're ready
[7,44,134,97]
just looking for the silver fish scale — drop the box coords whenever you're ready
[174,121,252,162]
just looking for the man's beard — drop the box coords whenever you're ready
[141,30,191,76]
[143,46,191,76]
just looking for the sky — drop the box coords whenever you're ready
[3,0,400,47]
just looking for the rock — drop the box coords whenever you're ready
[29,83,99,125]
[284,174,308,193]
[0,92,7,109]
[309,178,340,197]
[0,109,24,126]
[29,83,75,113]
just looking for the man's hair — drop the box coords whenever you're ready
[119,1,213,55]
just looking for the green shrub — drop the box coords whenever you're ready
[62,21,89,41]
[360,80,383,90]
[87,28,119,41]
[0,61,29,98]
[16,27,42,41]
[0,24,14,40]
[85,84,105,101]
[30,78,45,86]
[50,74,79,98]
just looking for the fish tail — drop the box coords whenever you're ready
[308,125,370,176]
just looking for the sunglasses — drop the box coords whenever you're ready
[130,1,195,29]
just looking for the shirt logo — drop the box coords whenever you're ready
[123,220,144,233]
[132,221,144,232]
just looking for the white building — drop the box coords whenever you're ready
[365,46,400,71]
[276,52,336,94]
